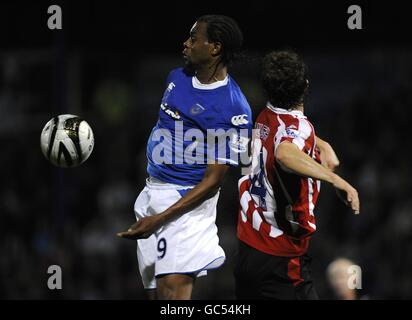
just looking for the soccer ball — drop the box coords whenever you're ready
[40,114,95,168]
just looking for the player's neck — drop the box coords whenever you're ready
[195,63,227,84]
[292,103,304,113]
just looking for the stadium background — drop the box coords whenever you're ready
[1,0,411,299]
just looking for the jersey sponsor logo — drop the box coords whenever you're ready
[160,103,181,120]
[231,114,249,126]
[190,103,205,115]
[161,82,176,102]
[167,82,176,92]
[285,126,299,138]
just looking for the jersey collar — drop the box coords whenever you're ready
[192,75,229,90]
[267,102,306,118]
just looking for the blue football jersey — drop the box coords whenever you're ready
[146,68,252,186]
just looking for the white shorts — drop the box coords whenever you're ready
[134,177,226,289]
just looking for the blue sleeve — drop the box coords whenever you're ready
[161,68,180,103]
[165,68,178,85]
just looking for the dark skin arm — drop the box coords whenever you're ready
[117,164,230,240]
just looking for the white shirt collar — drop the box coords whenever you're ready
[192,75,229,90]
[266,102,306,118]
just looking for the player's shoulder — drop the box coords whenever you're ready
[284,113,314,136]
[265,104,315,132]
[166,67,195,84]
[225,76,251,114]
[167,67,185,80]
[267,104,308,121]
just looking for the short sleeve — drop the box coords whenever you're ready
[274,117,313,152]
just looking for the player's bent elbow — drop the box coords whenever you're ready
[203,177,223,197]
[208,178,223,193]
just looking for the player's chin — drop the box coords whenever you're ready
[183,56,192,66]
[183,61,195,75]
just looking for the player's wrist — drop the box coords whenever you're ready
[328,171,341,186]
[161,202,186,223]
[159,210,173,224]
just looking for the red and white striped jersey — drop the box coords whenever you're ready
[237,103,321,257]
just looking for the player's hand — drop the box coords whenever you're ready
[117,215,164,240]
[317,140,340,171]
[332,176,360,215]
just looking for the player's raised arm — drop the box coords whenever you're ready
[117,163,230,240]
[276,140,360,214]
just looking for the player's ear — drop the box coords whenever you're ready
[210,42,222,57]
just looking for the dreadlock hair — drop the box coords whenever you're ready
[261,50,309,110]
[196,15,243,66]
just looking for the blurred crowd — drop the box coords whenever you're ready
[0,47,411,299]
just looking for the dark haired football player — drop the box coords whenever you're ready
[235,50,360,300]
[118,15,251,300]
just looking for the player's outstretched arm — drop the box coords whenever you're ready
[276,141,360,214]
[316,136,340,171]
[117,164,230,240]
